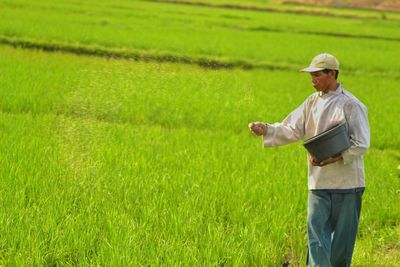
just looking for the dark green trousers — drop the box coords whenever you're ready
[307,190,363,267]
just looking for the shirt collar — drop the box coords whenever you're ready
[318,83,343,97]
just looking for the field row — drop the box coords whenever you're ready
[1,0,400,73]
[2,33,400,79]
[143,0,400,20]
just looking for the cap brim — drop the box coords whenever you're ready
[300,67,324,72]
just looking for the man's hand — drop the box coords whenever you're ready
[248,122,267,136]
[308,154,343,167]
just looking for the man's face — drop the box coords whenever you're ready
[310,70,335,92]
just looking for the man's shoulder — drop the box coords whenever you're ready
[342,89,367,111]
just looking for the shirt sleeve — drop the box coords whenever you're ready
[263,100,307,147]
[342,100,370,164]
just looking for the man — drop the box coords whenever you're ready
[249,53,370,267]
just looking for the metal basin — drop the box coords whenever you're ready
[303,122,351,163]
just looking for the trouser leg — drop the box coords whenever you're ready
[330,192,363,267]
[307,191,332,267]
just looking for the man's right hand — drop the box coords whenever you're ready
[248,122,267,136]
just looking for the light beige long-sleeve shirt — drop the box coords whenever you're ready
[263,84,370,190]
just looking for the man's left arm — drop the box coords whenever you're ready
[341,101,370,165]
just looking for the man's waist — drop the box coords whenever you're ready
[310,187,365,193]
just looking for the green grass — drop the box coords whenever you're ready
[0,0,399,265]
[0,45,399,265]
[0,46,398,148]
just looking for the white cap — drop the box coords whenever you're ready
[301,53,339,72]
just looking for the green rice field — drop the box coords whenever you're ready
[0,0,399,265]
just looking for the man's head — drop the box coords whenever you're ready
[301,53,340,93]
